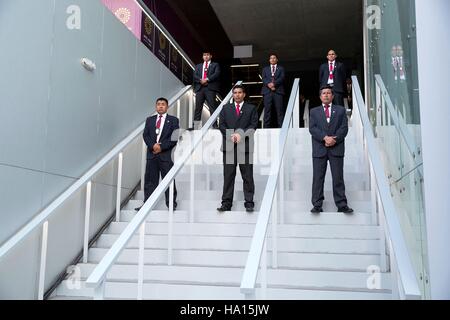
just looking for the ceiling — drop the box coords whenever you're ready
[207,0,363,65]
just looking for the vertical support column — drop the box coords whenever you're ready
[83,181,92,264]
[272,194,278,269]
[168,181,174,265]
[189,90,194,128]
[377,193,388,272]
[261,240,267,300]
[177,99,181,120]
[293,87,300,128]
[38,221,49,300]
[279,160,285,225]
[141,141,147,192]
[116,152,123,222]
[93,280,105,300]
[370,162,378,225]
[137,221,146,300]
[190,153,195,223]
[389,240,400,299]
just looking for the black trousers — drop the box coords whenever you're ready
[194,86,218,122]
[144,156,177,206]
[221,152,255,208]
[263,91,284,128]
[332,92,345,107]
[312,154,347,208]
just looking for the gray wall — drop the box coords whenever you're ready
[0,0,185,298]
[0,0,183,244]
[416,0,450,299]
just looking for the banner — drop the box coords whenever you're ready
[155,28,170,67]
[169,44,182,80]
[101,0,142,39]
[141,15,155,53]
[182,60,194,86]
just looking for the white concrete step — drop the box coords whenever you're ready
[76,264,390,290]
[55,280,390,300]
[87,247,384,271]
[106,221,380,239]
[94,234,380,254]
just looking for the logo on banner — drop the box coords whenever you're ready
[159,33,167,50]
[171,48,179,63]
[144,17,153,35]
[115,7,131,24]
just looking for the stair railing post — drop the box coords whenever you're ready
[168,181,174,265]
[137,221,146,300]
[115,152,123,222]
[38,221,49,300]
[83,181,92,264]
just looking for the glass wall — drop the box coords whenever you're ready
[364,0,429,297]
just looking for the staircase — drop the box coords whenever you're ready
[50,128,392,300]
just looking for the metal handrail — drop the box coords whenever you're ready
[85,81,243,292]
[240,78,300,298]
[135,0,195,70]
[352,76,421,299]
[0,85,192,258]
[374,74,423,177]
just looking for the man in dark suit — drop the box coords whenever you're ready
[309,86,353,214]
[319,50,347,106]
[135,97,179,211]
[217,85,259,213]
[261,53,285,128]
[193,51,221,129]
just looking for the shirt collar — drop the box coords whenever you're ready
[322,103,332,108]
[157,113,167,118]
[235,101,244,108]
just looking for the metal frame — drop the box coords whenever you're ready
[240,78,300,299]
[85,82,242,298]
[351,76,421,299]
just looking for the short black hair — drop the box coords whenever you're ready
[202,51,212,55]
[319,85,334,95]
[156,97,169,105]
[233,84,246,93]
[269,53,278,59]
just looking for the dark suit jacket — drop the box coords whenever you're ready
[309,104,348,158]
[193,61,221,92]
[319,61,346,94]
[219,102,259,154]
[143,114,180,161]
[261,65,285,95]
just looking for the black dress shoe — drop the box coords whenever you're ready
[246,207,254,213]
[217,205,231,212]
[166,202,177,211]
[310,206,323,214]
[338,206,354,214]
[134,206,142,211]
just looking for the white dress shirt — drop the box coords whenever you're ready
[202,61,210,80]
[323,103,332,123]
[327,61,335,85]
[156,113,167,143]
[270,64,277,77]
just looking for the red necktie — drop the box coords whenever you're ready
[156,115,163,129]
[203,62,208,79]
[324,105,330,118]
[235,103,241,116]
[329,62,334,80]
[271,65,275,82]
